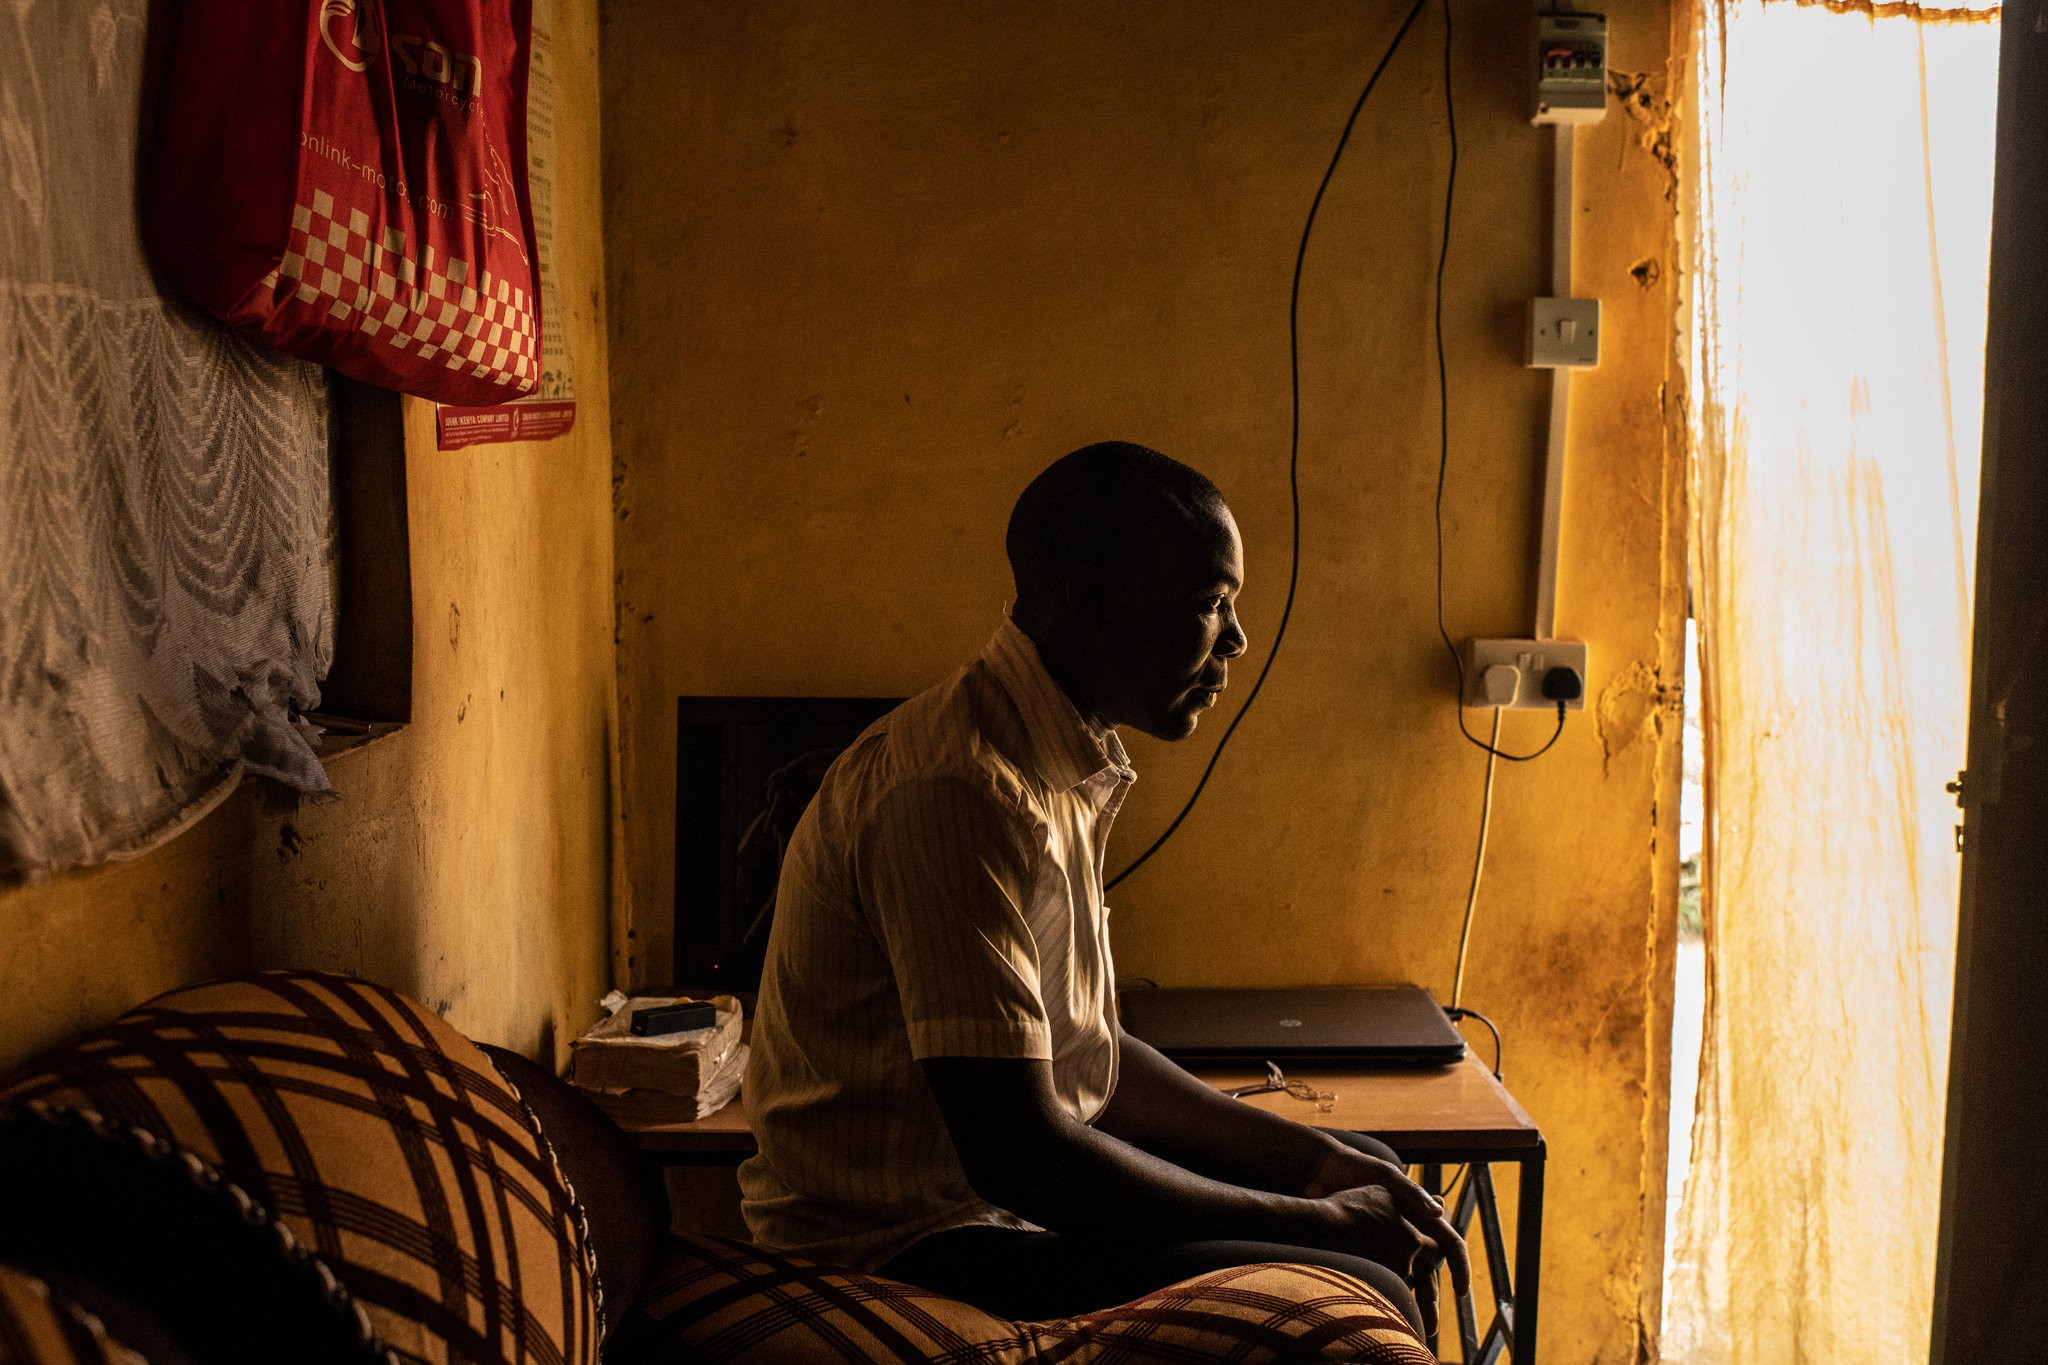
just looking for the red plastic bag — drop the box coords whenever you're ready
[145,0,541,406]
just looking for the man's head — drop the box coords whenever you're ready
[1007,442,1247,742]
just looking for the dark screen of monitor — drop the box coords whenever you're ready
[673,696,899,991]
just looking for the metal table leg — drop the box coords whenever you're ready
[1438,1146,1545,1364]
[1513,1142,1545,1362]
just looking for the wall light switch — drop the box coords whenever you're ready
[1460,638,1589,711]
[1526,297,1600,368]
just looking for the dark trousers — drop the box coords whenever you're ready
[878,1129,1422,1334]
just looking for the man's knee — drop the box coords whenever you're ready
[1151,1239,1423,1336]
[1316,1126,1403,1167]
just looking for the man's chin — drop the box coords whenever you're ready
[1132,709,1206,743]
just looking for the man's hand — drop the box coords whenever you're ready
[1305,1144,1471,1339]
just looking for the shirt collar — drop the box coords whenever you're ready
[981,617,1133,794]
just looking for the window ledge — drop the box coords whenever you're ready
[305,714,406,764]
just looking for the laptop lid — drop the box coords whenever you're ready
[1117,986,1466,1069]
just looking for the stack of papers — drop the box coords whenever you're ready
[571,991,746,1121]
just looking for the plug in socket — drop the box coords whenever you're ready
[1460,638,1589,711]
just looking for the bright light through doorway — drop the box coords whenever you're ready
[1664,616,1704,1323]
[1662,2,1997,1357]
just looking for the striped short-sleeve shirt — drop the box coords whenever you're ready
[737,617,1135,1271]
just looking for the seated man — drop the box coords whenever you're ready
[737,442,1468,1335]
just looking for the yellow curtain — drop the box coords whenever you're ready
[1666,2,1997,1361]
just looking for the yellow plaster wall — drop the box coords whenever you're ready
[0,0,618,1075]
[605,1,1686,1355]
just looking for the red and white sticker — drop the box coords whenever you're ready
[435,399,576,449]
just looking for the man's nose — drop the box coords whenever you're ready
[1217,611,1248,659]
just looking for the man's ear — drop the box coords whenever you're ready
[1062,566,1112,626]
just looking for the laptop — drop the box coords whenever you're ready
[1117,986,1466,1069]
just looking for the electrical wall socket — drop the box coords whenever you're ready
[1460,638,1589,711]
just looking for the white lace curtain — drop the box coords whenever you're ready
[0,0,334,879]
[1666,0,1998,1359]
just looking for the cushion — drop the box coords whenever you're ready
[609,1234,1436,1364]
[476,1043,669,1335]
[0,1102,370,1364]
[0,972,600,1365]
[0,1263,148,1365]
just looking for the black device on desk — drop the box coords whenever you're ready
[1117,985,1467,1068]
[630,1000,718,1036]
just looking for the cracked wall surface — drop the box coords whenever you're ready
[605,0,1687,1355]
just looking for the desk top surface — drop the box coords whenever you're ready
[609,1054,1540,1159]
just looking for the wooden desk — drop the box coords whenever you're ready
[1196,1055,1540,1153]
[608,1089,759,1163]
[1200,1058,1543,1365]
[609,1056,1543,1364]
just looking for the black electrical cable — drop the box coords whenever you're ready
[1107,0,1433,891]
[1445,1004,1503,1080]
[1429,0,1565,765]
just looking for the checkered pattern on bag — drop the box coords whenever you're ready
[0,1264,147,1365]
[613,1234,1435,1365]
[268,189,538,393]
[0,973,598,1365]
